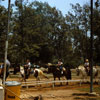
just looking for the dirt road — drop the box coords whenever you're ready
[20,84,100,100]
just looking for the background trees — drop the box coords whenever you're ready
[0,1,100,67]
[0,5,8,61]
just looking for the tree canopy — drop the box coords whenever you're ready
[0,0,100,67]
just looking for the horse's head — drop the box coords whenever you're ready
[48,66,53,73]
[47,63,53,73]
[76,65,85,76]
[47,64,57,73]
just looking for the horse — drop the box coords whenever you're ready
[33,68,49,81]
[12,63,20,75]
[47,64,71,85]
[19,66,49,82]
[76,65,99,84]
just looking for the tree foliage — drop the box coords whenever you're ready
[0,1,100,67]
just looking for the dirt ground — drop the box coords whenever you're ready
[20,82,100,100]
[6,72,100,100]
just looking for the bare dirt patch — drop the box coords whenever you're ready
[6,75,100,100]
[20,84,100,100]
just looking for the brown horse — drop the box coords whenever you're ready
[47,64,71,85]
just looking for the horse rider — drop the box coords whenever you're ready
[57,59,63,74]
[0,59,11,78]
[0,63,4,75]
[23,59,31,78]
[84,59,90,75]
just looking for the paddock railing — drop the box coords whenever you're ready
[21,79,81,88]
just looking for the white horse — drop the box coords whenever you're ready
[76,65,99,84]
[20,66,48,82]
[33,68,49,81]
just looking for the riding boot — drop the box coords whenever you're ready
[88,69,90,76]
[61,70,63,74]
[85,68,89,76]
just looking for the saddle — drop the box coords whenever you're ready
[56,67,63,75]
[59,66,64,75]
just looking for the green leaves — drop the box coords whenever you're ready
[0,5,8,60]
[0,1,100,66]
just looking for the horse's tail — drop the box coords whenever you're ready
[35,69,49,79]
[42,73,49,79]
[95,70,98,76]
[64,67,71,80]
[67,68,72,80]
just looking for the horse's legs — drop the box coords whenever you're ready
[5,71,9,81]
[98,77,100,85]
[36,76,42,87]
[65,76,68,85]
[20,74,26,82]
[64,74,68,85]
[53,76,56,86]
[58,77,62,85]
[37,77,40,81]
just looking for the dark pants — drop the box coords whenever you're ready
[0,65,9,79]
[84,66,89,75]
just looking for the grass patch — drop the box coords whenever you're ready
[78,87,100,94]
[74,87,100,100]
[74,97,85,100]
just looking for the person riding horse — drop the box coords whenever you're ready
[84,59,90,75]
[0,63,4,77]
[23,59,31,79]
[0,59,11,79]
[47,62,71,85]
[57,59,63,74]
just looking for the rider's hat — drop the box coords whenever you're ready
[86,59,89,62]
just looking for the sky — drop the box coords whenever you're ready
[1,0,89,16]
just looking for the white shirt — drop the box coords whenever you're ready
[27,62,31,69]
[6,59,11,67]
[58,61,63,66]
[84,62,89,66]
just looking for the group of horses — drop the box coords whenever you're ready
[0,63,72,85]
[0,63,100,85]
[19,64,72,85]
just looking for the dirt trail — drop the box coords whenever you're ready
[20,84,100,100]
[6,77,100,100]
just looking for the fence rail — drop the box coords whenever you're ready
[21,79,81,88]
